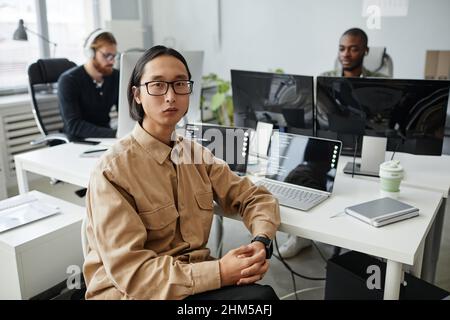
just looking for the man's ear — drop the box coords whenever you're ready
[132,86,141,105]
[365,47,369,56]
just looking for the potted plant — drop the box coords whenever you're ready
[201,73,234,126]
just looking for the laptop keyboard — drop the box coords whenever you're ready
[258,180,328,210]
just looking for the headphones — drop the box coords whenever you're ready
[83,28,108,59]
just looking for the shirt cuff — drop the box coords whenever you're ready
[251,220,278,240]
[191,260,221,294]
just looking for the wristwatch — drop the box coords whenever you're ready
[251,235,273,259]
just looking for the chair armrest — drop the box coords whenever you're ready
[30,133,70,145]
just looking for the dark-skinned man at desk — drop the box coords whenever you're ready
[279,27,388,258]
[58,29,119,141]
[83,46,281,300]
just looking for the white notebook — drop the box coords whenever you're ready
[0,194,60,233]
[345,197,419,227]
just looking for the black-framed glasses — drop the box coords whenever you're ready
[98,50,118,61]
[139,80,194,96]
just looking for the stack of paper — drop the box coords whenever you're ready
[0,194,60,233]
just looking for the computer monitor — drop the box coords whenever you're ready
[184,123,250,175]
[117,50,204,138]
[231,70,314,136]
[316,76,450,176]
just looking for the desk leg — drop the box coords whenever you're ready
[15,160,29,194]
[421,197,446,283]
[411,240,425,278]
[384,260,402,300]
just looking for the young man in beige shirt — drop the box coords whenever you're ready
[83,46,281,300]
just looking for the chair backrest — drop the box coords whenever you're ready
[81,214,89,259]
[363,47,393,77]
[27,58,76,137]
[334,46,394,77]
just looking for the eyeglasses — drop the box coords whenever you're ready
[98,50,118,61]
[138,80,194,96]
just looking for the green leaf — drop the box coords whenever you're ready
[210,92,226,111]
[217,81,230,93]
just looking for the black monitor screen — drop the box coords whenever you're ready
[231,70,314,136]
[184,123,250,175]
[316,77,450,156]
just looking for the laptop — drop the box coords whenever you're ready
[256,132,342,211]
[184,123,250,176]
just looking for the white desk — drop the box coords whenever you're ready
[247,174,441,299]
[0,190,85,299]
[14,142,104,193]
[14,143,443,300]
[339,152,450,283]
[338,152,450,196]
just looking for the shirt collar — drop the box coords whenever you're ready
[338,65,369,78]
[360,67,371,78]
[132,123,184,165]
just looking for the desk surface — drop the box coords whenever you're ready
[14,142,444,266]
[272,174,441,266]
[339,152,450,198]
[14,142,107,188]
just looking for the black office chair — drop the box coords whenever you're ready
[27,58,76,146]
[28,58,87,197]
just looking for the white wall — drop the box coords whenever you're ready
[151,0,450,80]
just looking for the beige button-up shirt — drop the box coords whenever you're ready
[83,123,280,300]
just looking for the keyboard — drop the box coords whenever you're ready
[258,179,328,211]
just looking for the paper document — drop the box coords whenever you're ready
[0,194,60,233]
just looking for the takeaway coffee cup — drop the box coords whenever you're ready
[379,160,404,199]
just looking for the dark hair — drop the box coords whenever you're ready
[127,45,192,123]
[342,28,368,48]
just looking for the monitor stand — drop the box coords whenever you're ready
[343,136,387,178]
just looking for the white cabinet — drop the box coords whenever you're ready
[0,191,85,299]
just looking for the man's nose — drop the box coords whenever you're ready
[165,84,176,102]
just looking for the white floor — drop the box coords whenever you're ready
[8,177,450,299]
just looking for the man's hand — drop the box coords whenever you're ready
[219,245,267,287]
[237,241,269,285]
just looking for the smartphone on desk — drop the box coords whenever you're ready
[73,139,101,145]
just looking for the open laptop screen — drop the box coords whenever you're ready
[266,132,341,192]
[185,123,250,175]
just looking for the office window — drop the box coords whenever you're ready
[0,0,39,93]
[46,0,94,64]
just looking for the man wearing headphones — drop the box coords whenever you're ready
[58,29,119,140]
[278,28,388,259]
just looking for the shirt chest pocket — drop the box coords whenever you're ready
[139,204,179,243]
[195,192,214,212]
[194,191,214,229]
